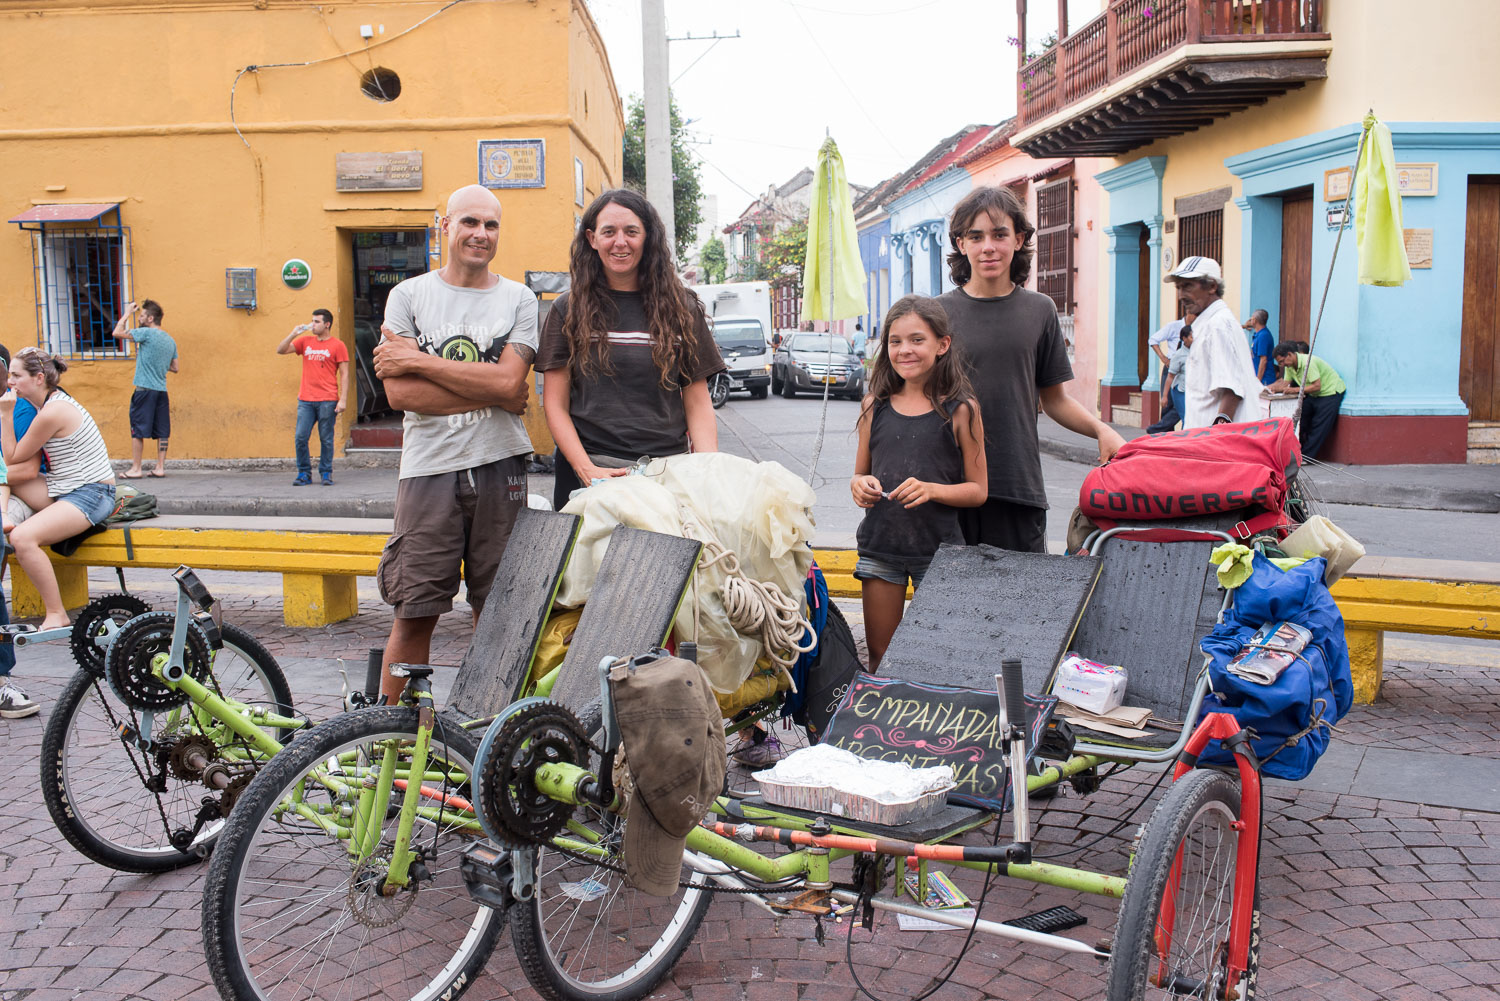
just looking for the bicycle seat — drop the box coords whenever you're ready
[389,663,435,680]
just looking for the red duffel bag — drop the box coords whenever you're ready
[1079,418,1302,539]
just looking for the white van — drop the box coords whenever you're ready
[690,281,773,406]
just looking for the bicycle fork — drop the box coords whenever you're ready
[352,665,437,895]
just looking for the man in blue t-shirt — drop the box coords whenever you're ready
[111,299,180,478]
[1243,309,1277,387]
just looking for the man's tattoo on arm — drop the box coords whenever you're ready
[510,343,537,365]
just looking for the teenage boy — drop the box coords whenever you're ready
[277,308,349,485]
[938,187,1124,553]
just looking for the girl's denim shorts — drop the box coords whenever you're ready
[57,481,117,526]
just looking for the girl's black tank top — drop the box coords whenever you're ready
[855,398,967,561]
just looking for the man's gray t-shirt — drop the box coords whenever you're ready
[131,327,178,392]
[937,287,1073,509]
[382,270,538,479]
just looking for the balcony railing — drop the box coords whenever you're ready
[1019,0,1327,127]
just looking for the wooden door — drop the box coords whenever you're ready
[1461,177,1500,420]
[1279,188,1313,345]
[1137,227,1151,384]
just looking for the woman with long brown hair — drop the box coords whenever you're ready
[537,188,724,509]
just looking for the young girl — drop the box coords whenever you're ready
[850,295,987,670]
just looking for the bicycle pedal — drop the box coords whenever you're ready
[1003,905,1086,934]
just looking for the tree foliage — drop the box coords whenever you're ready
[699,237,727,284]
[763,220,808,295]
[622,94,704,260]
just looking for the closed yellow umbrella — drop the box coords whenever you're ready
[1354,113,1411,287]
[800,137,866,322]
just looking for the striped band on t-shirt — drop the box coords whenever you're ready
[43,391,116,497]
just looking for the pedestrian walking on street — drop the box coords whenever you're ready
[850,295,986,671]
[372,184,538,705]
[1166,257,1262,428]
[1147,325,1194,434]
[938,186,1123,553]
[277,308,349,486]
[538,188,723,511]
[111,299,178,478]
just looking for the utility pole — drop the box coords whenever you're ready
[641,0,675,257]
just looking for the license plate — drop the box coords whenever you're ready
[730,379,744,389]
[822,376,839,384]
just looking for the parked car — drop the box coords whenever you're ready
[772,333,865,400]
[691,281,773,408]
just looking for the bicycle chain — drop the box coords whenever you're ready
[90,678,177,842]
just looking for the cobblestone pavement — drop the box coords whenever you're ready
[3,569,1498,1000]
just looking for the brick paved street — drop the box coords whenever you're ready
[3,569,1499,1000]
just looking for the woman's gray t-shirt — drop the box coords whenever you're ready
[936,287,1072,509]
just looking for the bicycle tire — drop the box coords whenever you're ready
[1106,769,1260,1001]
[39,627,293,873]
[203,707,503,1001]
[509,701,712,1001]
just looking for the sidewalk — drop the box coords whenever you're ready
[1036,415,1500,513]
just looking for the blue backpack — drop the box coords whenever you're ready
[1196,554,1352,780]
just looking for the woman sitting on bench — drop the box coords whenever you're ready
[1,348,118,630]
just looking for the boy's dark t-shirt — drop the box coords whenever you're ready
[538,289,723,459]
[937,286,1072,509]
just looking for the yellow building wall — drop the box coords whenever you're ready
[1096,0,1500,333]
[0,0,621,460]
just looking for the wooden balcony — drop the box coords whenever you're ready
[1013,0,1331,157]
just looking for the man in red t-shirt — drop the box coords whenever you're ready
[276,308,349,485]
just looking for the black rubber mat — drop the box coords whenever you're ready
[445,509,581,721]
[878,544,1102,696]
[1067,522,1232,747]
[547,526,702,712]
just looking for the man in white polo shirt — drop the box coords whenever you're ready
[1165,256,1262,428]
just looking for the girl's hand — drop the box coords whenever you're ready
[888,477,938,509]
[850,474,883,508]
[576,462,631,486]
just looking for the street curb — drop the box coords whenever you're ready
[157,497,395,518]
[1037,436,1500,514]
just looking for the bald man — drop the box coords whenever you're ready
[371,185,539,702]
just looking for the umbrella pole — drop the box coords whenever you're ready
[807,152,838,482]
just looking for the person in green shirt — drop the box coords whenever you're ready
[1268,344,1346,460]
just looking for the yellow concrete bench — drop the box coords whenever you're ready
[6,515,390,627]
[1330,556,1500,703]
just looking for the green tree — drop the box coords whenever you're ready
[764,220,808,298]
[622,94,704,260]
[699,237,727,284]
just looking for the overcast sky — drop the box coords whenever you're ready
[587,0,1104,235]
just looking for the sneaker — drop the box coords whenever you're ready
[321,476,334,486]
[0,682,40,719]
[731,732,783,768]
[293,474,312,486]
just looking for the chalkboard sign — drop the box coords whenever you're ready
[822,673,1057,812]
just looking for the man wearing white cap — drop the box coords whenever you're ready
[1165,256,1262,428]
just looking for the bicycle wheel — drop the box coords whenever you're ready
[1106,769,1260,1001]
[509,701,712,1001]
[39,626,293,873]
[203,707,502,1001]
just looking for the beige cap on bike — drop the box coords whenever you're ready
[609,653,726,897]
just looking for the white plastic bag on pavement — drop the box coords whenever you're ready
[557,453,817,693]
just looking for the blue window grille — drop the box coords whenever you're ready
[18,206,133,358]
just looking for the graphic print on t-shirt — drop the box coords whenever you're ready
[412,325,508,365]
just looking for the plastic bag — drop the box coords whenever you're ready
[558,453,817,693]
[1279,515,1365,584]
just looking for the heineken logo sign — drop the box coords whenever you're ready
[281,259,312,289]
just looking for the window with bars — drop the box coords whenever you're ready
[1036,177,1074,316]
[28,225,133,358]
[1178,208,1224,274]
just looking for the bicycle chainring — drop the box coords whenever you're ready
[105,611,213,711]
[70,593,152,677]
[478,700,589,848]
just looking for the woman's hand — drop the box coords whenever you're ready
[574,462,631,486]
[850,474,883,508]
[887,476,939,509]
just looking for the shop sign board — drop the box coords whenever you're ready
[336,151,423,191]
